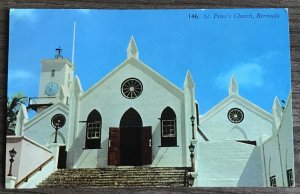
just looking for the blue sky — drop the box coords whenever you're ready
[8,9,291,114]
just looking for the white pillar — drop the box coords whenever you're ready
[48,143,60,171]
[191,139,198,171]
[5,176,16,189]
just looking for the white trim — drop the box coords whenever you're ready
[162,120,176,137]
[6,136,52,154]
[41,58,74,70]
[86,122,101,139]
[24,102,69,130]
[276,90,292,134]
[200,94,273,124]
[261,90,292,144]
[80,57,184,100]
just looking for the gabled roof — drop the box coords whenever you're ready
[201,77,272,124]
[200,94,273,124]
[24,102,69,130]
[81,57,184,99]
[81,38,184,99]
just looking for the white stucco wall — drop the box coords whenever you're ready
[278,94,294,186]
[260,93,294,187]
[24,104,69,146]
[68,58,186,168]
[18,159,55,188]
[197,141,264,187]
[39,59,73,97]
[260,136,282,186]
[200,96,273,142]
[5,137,22,181]
[6,136,53,184]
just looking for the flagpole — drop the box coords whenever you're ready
[71,22,76,65]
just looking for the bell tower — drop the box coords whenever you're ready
[39,47,74,98]
[29,47,74,112]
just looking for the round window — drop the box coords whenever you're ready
[121,78,143,99]
[227,108,244,123]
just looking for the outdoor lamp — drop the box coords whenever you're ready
[8,148,17,176]
[190,115,195,124]
[187,173,195,187]
[190,115,195,139]
[189,142,195,153]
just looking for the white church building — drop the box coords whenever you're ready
[6,37,294,188]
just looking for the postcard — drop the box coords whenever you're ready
[6,8,293,188]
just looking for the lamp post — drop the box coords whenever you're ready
[189,142,195,172]
[187,173,195,187]
[7,148,17,176]
[190,115,195,139]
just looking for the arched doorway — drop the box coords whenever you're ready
[120,108,142,166]
[120,108,143,127]
[108,108,152,166]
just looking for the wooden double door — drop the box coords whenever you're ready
[108,126,152,166]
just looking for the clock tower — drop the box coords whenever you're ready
[39,58,74,97]
[32,48,74,112]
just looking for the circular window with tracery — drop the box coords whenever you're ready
[227,108,244,123]
[121,78,143,99]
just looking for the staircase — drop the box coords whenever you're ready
[38,167,189,188]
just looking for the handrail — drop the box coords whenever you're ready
[29,96,56,99]
[15,156,54,188]
[197,127,209,141]
[28,97,56,105]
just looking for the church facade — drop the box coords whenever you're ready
[6,37,294,188]
[16,37,196,169]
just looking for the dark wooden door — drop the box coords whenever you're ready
[108,127,120,165]
[57,146,67,169]
[140,126,152,165]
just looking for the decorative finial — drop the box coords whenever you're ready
[184,70,195,89]
[229,76,238,96]
[55,47,63,59]
[272,96,283,130]
[127,36,139,59]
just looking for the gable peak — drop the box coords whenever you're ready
[127,36,139,59]
[272,96,283,130]
[184,70,195,88]
[272,96,283,117]
[229,75,239,96]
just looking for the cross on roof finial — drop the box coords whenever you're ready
[55,47,63,59]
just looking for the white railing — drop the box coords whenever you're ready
[29,97,57,105]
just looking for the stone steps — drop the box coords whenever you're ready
[38,167,189,188]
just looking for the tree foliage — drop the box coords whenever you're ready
[7,93,29,135]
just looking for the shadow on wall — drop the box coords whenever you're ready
[97,137,109,167]
[67,126,86,168]
[237,146,264,186]
[228,126,247,140]
[152,122,161,160]
[47,131,66,144]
